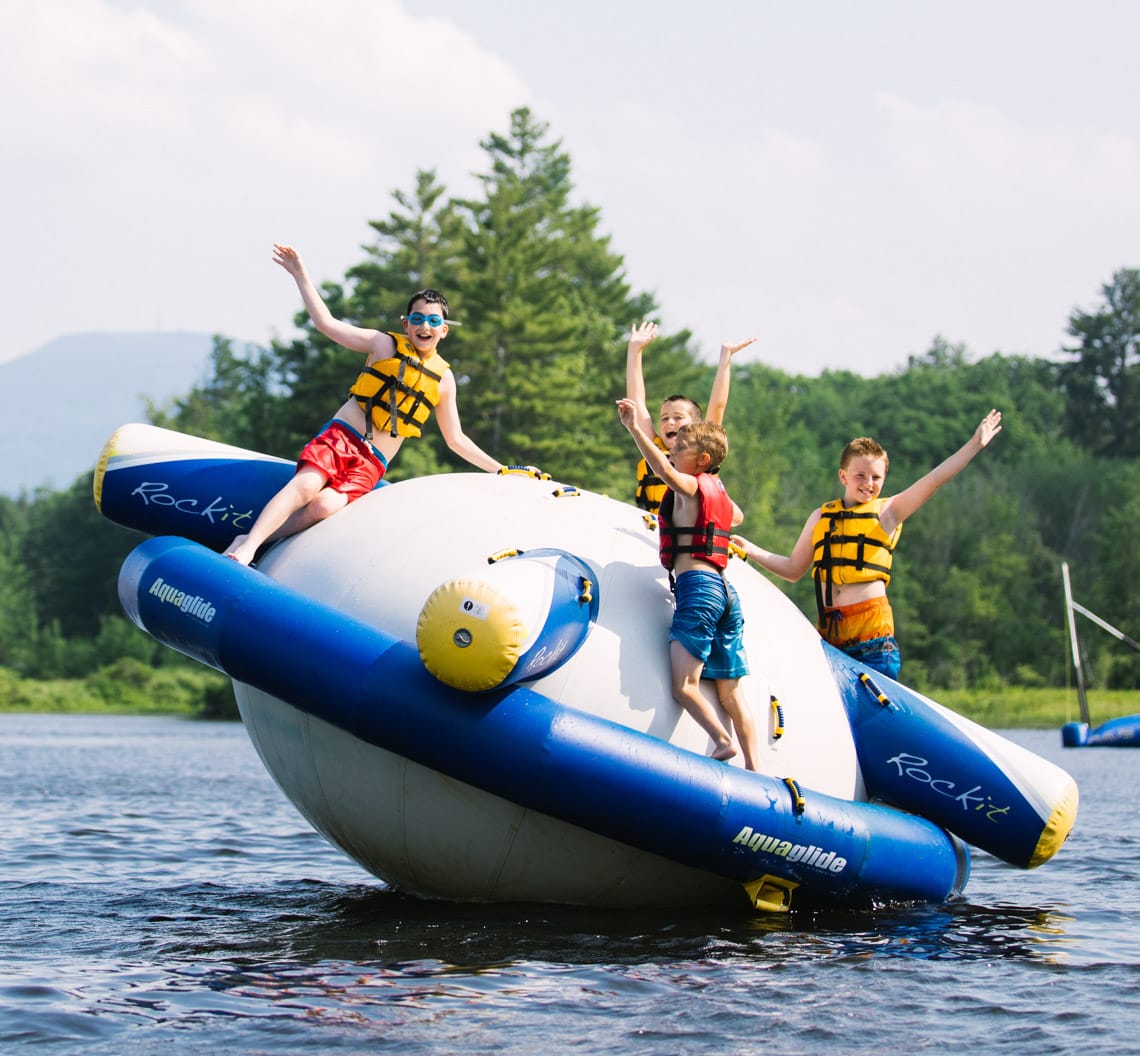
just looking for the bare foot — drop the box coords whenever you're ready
[223,534,258,566]
[711,743,738,762]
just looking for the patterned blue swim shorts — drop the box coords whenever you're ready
[669,569,749,680]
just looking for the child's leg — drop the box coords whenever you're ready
[224,464,329,565]
[669,640,736,761]
[715,679,759,772]
[269,484,348,540]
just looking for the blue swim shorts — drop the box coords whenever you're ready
[669,569,749,681]
[844,635,901,681]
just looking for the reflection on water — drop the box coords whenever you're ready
[1,717,1137,1055]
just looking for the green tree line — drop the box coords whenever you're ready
[3,107,1140,707]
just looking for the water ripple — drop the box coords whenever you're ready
[2,716,1137,1055]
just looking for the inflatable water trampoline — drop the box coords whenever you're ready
[94,424,1079,912]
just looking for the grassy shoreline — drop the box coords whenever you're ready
[0,661,236,719]
[932,687,1140,729]
[2,665,1139,729]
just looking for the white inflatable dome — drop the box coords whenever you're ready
[234,472,862,905]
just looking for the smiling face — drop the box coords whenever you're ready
[838,454,888,507]
[658,397,701,450]
[401,297,449,353]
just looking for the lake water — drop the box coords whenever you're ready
[2,714,1137,1055]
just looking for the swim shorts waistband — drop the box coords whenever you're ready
[325,419,389,468]
[818,594,895,648]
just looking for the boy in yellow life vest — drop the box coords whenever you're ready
[731,409,1003,680]
[224,244,506,565]
[625,321,756,513]
[617,397,761,770]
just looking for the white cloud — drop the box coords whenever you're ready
[876,91,1140,225]
[0,0,527,359]
[862,92,1140,359]
[3,1,1139,377]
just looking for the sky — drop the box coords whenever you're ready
[3,0,1138,376]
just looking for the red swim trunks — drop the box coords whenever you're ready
[297,420,388,502]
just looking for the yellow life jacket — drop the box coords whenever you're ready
[810,497,902,615]
[348,333,449,440]
[635,435,670,513]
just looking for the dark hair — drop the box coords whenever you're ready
[660,394,703,420]
[406,288,450,318]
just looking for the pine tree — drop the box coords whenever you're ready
[450,107,655,488]
[347,168,467,324]
[148,337,292,455]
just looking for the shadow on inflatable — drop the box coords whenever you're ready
[94,424,1079,913]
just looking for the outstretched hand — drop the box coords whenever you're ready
[616,397,638,432]
[272,243,303,276]
[720,337,758,359]
[976,408,1003,448]
[627,321,658,353]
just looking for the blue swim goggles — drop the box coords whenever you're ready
[402,312,461,327]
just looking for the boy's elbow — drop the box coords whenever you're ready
[783,558,811,583]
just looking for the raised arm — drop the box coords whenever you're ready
[624,321,659,438]
[273,243,382,355]
[705,337,757,425]
[616,397,696,497]
[731,510,820,584]
[434,371,503,473]
[880,409,1003,534]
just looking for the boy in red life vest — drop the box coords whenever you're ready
[617,397,761,770]
[224,244,507,565]
[731,409,1003,680]
[625,321,756,514]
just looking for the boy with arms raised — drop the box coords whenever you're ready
[617,397,760,770]
[731,409,1003,679]
[225,244,506,565]
[625,321,755,513]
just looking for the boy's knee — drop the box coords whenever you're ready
[669,673,698,702]
[287,477,324,506]
[304,488,348,524]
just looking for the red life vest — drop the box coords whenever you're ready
[658,472,734,571]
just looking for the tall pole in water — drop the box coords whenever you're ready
[1061,561,1090,726]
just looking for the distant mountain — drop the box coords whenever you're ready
[0,332,216,497]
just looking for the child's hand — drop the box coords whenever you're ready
[976,408,1003,448]
[730,534,750,557]
[272,243,303,276]
[720,337,757,360]
[627,321,658,353]
[616,397,638,431]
